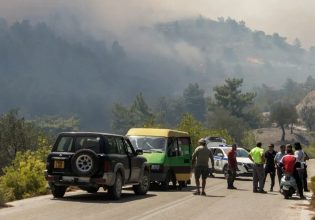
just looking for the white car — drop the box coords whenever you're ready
[208,146,254,178]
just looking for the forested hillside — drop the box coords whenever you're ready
[0,16,314,130]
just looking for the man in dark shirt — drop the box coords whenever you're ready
[264,144,277,192]
[227,144,237,189]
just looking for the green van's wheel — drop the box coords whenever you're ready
[161,173,170,190]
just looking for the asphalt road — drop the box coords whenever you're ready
[1,161,314,220]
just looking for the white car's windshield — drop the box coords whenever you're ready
[128,136,167,152]
[236,149,249,158]
[223,148,249,158]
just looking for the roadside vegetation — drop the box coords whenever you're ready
[0,111,77,207]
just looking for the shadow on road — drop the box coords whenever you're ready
[235,177,252,182]
[203,195,225,198]
[53,192,157,204]
[148,184,197,192]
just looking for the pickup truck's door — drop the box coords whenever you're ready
[124,139,141,182]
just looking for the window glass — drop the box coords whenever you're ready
[107,137,118,154]
[116,137,127,155]
[74,136,101,152]
[213,148,223,156]
[55,136,73,152]
[236,149,249,158]
[128,136,166,152]
[124,139,135,155]
[168,138,179,157]
[178,137,190,156]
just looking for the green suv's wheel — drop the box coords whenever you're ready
[108,172,123,200]
[133,170,150,195]
[71,149,99,177]
[50,184,67,198]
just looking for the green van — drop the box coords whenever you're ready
[126,128,192,189]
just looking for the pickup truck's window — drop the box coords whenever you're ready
[56,136,73,152]
[74,137,101,153]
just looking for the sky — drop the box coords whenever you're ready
[1,0,315,48]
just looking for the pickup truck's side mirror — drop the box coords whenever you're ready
[135,149,143,155]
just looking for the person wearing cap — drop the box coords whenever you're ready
[263,144,277,192]
[192,138,214,196]
[274,145,286,186]
[249,142,266,193]
[227,144,237,189]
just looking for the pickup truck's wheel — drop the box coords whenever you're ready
[50,184,67,198]
[71,149,99,177]
[108,172,123,200]
[133,170,149,195]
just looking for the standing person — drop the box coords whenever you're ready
[304,151,310,192]
[274,145,286,186]
[280,148,305,199]
[264,144,277,192]
[286,144,293,153]
[227,144,237,189]
[249,142,266,193]
[192,138,214,196]
[294,142,309,192]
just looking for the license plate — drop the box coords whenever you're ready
[54,160,65,169]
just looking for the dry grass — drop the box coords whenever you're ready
[253,127,315,150]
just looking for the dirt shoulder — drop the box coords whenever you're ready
[253,127,315,148]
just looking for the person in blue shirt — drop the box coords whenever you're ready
[274,145,286,187]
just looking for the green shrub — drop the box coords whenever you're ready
[177,113,233,148]
[304,143,315,159]
[311,176,315,209]
[0,146,50,203]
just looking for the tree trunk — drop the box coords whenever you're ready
[280,125,285,143]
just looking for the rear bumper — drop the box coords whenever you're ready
[44,170,114,187]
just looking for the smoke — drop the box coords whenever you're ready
[1,0,315,48]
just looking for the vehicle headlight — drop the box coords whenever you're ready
[237,162,244,166]
[151,165,160,170]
